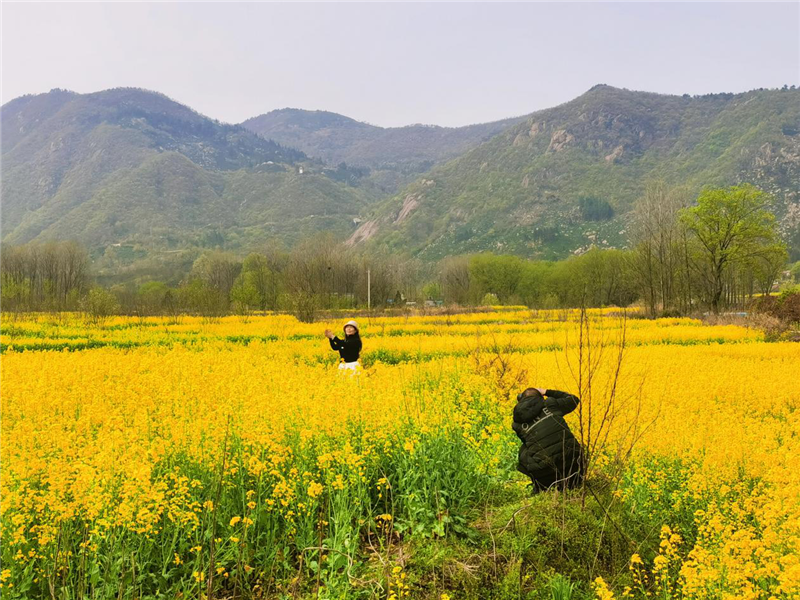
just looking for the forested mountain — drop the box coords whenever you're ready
[348,85,800,260]
[241,108,525,192]
[3,85,798,285]
[1,88,377,279]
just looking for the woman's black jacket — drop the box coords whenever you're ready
[329,335,362,363]
[512,389,583,483]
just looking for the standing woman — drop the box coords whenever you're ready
[325,320,362,372]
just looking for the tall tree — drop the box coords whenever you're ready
[191,252,242,304]
[681,184,785,313]
[630,181,691,316]
[439,256,471,305]
[469,254,525,304]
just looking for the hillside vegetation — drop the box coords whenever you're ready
[1,88,378,277]
[3,85,798,285]
[241,108,525,192]
[350,85,800,260]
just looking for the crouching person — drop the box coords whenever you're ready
[512,387,585,492]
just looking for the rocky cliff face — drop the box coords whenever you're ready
[747,135,800,252]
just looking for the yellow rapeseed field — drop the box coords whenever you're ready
[1,309,798,599]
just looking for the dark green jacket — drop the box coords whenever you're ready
[512,389,583,482]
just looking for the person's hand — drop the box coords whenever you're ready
[324,329,333,339]
[536,387,547,396]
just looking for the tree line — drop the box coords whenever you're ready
[1,184,794,321]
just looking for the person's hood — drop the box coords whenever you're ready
[513,395,544,424]
[344,320,359,334]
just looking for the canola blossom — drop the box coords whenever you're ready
[0,309,798,598]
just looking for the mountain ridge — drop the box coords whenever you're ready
[2,84,798,284]
[346,84,800,259]
[241,107,527,192]
[0,87,377,278]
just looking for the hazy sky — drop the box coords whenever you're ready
[2,2,798,128]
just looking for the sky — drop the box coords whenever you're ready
[2,2,799,128]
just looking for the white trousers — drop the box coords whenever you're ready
[338,361,360,372]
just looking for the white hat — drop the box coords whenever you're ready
[344,320,359,332]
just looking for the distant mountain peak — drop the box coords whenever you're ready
[241,107,527,191]
[249,107,372,132]
[587,83,616,92]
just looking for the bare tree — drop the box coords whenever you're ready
[440,256,471,305]
[284,237,338,322]
[1,241,88,311]
[630,182,691,316]
[191,251,242,310]
[558,308,653,498]
[60,241,89,308]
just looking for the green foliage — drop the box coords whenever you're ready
[241,108,524,194]
[422,281,443,300]
[787,261,800,284]
[137,281,169,314]
[230,273,260,314]
[1,88,378,273]
[362,87,800,260]
[550,573,579,600]
[238,253,282,311]
[470,254,526,303]
[465,249,638,309]
[81,286,120,326]
[0,277,30,312]
[5,86,799,282]
[177,278,227,317]
[681,184,785,311]
[481,292,500,306]
[578,196,614,221]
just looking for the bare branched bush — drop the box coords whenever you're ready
[558,308,655,490]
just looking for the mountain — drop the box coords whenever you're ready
[347,85,800,260]
[4,85,798,283]
[240,108,525,192]
[1,88,377,276]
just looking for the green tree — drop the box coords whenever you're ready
[239,253,279,312]
[190,251,242,309]
[469,254,525,304]
[517,261,556,307]
[137,281,170,315]
[681,184,785,313]
[789,261,800,284]
[82,286,120,326]
[750,244,789,296]
[0,277,30,313]
[177,278,226,318]
[230,273,261,318]
[422,282,442,300]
